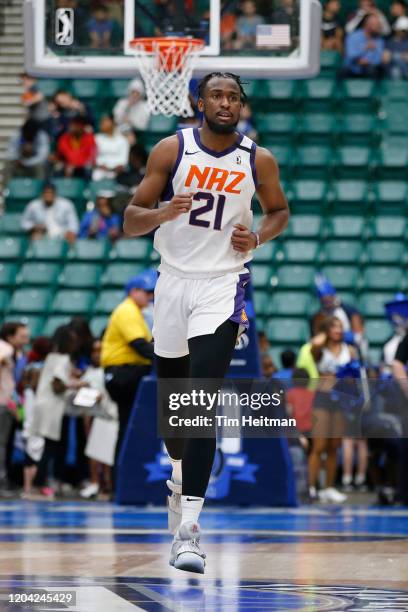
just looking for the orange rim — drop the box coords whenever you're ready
[130,37,205,54]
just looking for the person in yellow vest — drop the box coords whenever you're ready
[101,270,156,472]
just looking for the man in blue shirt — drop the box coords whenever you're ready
[344,12,388,77]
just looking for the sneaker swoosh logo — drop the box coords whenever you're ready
[186,497,201,501]
[185,151,200,156]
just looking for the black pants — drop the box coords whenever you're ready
[156,319,238,498]
[104,364,151,470]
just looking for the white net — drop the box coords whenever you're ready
[130,38,204,117]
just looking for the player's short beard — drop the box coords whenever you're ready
[205,112,238,134]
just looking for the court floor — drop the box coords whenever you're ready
[0,500,407,611]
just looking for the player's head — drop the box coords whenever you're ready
[197,72,247,135]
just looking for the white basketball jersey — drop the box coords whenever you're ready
[154,127,258,278]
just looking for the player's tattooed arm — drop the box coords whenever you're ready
[253,146,289,246]
[123,136,194,236]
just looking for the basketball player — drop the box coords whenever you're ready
[124,73,289,573]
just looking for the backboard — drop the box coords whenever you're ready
[24,0,321,79]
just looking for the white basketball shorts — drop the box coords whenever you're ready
[153,267,250,358]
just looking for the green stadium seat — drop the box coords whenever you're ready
[17,263,60,286]
[0,237,25,260]
[336,146,373,179]
[300,79,337,111]
[252,242,278,264]
[58,263,102,289]
[371,215,406,239]
[37,79,67,97]
[266,318,309,345]
[70,79,102,99]
[109,79,130,99]
[85,180,118,202]
[90,316,109,338]
[365,319,392,345]
[0,263,19,287]
[253,290,269,316]
[251,265,273,290]
[275,264,315,289]
[67,239,108,262]
[146,115,178,133]
[52,178,87,208]
[291,180,328,211]
[381,102,408,135]
[283,240,320,263]
[0,213,23,236]
[94,290,123,314]
[26,238,68,261]
[8,288,52,314]
[322,265,359,290]
[381,80,408,102]
[299,113,337,144]
[362,266,403,291]
[269,291,310,317]
[110,238,152,262]
[286,214,322,239]
[327,215,366,239]
[340,114,378,145]
[257,114,297,143]
[319,51,341,77]
[377,145,408,180]
[359,292,394,318]
[6,314,45,337]
[263,80,298,110]
[101,262,145,287]
[43,315,71,337]
[0,290,10,314]
[52,290,93,315]
[373,181,408,209]
[366,240,405,265]
[332,180,370,212]
[295,146,332,179]
[341,79,378,112]
[324,240,363,264]
[4,178,43,210]
[269,145,293,179]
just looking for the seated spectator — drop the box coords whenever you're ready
[93,115,129,181]
[117,143,148,196]
[272,349,297,386]
[4,119,49,182]
[48,90,93,140]
[113,79,151,137]
[20,73,50,125]
[321,0,344,52]
[272,0,296,26]
[21,182,79,243]
[56,116,96,179]
[343,13,389,79]
[234,0,265,50]
[346,0,391,37]
[87,4,123,50]
[79,191,121,241]
[221,11,237,50]
[390,0,408,31]
[385,16,408,78]
[261,353,276,378]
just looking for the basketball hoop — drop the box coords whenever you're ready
[129,37,205,117]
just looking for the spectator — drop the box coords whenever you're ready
[0,329,16,497]
[4,119,49,182]
[234,0,265,50]
[48,90,93,140]
[272,0,296,25]
[79,191,121,241]
[321,0,344,52]
[385,16,408,78]
[56,116,96,179]
[87,4,123,50]
[261,353,276,378]
[237,103,258,141]
[286,368,315,436]
[117,143,148,197]
[344,12,389,78]
[20,73,50,125]
[221,11,237,50]
[346,0,391,36]
[308,316,357,503]
[382,294,408,375]
[113,79,151,136]
[93,115,130,181]
[3,321,30,387]
[101,271,156,483]
[257,330,271,356]
[272,349,296,384]
[21,183,79,243]
[390,0,408,30]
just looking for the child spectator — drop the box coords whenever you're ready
[56,116,96,179]
[234,0,265,50]
[93,115,130,181]
[79,191,121,241]
[286,368,315,436]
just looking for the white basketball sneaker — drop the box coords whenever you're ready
[166,479,182,534]
[169,521,206,574]
[319,487,347,503]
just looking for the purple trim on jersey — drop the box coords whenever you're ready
[160,130,184,201]
[230,271,251,329]
[250,141,258,188]
[193,128,244,158]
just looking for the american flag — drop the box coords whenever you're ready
[256,24,291,47]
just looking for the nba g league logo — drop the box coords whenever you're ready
[55,8,74,46]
